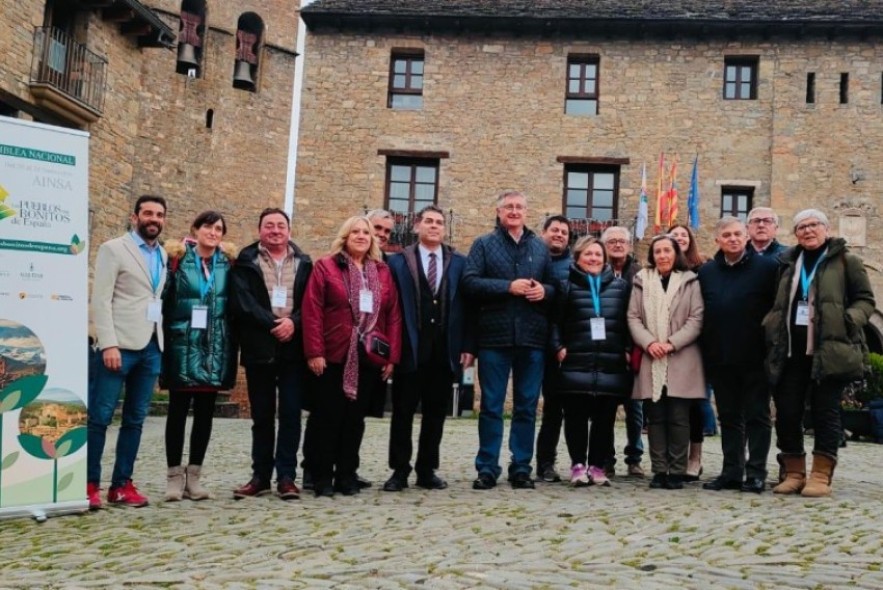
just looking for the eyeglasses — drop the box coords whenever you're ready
[795,221,824,234]
[749,217,776,226]
[605,239,628,246]
[499,204,526,212]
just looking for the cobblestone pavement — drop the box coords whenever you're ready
[2,415,883,589]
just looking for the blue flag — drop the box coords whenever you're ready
[687,155,700,229]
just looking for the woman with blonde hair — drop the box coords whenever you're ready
[301,216,402,497]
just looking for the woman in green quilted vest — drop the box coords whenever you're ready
[161,211,238,502]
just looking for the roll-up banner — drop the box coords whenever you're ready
[0,116,89,520]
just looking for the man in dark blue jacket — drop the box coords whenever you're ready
[463,190,554,490]
[747,207,787,258]
[383,205,475,491]
[535,215,571,483]
[699,216,778,493]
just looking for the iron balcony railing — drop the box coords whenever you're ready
[30,26,107,115]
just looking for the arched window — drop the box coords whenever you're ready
[176,0,207,77]
[233,12,264,91]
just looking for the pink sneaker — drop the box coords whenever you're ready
[588,465,611,487]
[107,480,149,507]
[570,464,589,487]
[87,482,103,511]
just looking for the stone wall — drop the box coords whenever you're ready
[295,30,883,303]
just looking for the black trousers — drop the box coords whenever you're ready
[311,362,376,487]
[710,366,772,480]
[165,390,218,467]
[561,395,619,468]
[644,390,692,475]
[388,363,454,477]
[773,354,845,458]
[535,360,563,469]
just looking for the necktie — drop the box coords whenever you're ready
[427,252,438,295]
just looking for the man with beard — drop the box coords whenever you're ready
[88,195,169,509]
[535,215,571,482]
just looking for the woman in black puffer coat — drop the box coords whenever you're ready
[550,236,632,487]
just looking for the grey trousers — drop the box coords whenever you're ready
[644,389,692,476]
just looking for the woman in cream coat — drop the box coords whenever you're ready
[628,234,705,490]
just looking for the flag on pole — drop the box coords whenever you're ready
[636,163,649,239]
[667,156,679,228]
[654,152,666,233]
[687,155,700,229]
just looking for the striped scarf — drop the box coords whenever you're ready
[342,253,382,399]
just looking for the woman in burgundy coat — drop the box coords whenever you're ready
[301,215,401,497]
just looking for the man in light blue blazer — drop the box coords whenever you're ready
[88,195,168,510]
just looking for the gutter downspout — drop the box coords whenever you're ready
[283,0,316,218]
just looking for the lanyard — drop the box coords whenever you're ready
[196,251,218,300]
[586,274,602,317]
[149,248,162,293]
[799,249,826,300]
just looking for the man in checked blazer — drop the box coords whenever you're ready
[87,195,168,510]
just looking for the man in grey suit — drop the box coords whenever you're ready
[87,195,168,509]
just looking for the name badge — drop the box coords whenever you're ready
[359,289,374,313]
[191,305,208,330]
[462,367,475,386]
[590,317,607,341]
[271,286,288,308]
[795,301,810,326]
[146,299,162,323]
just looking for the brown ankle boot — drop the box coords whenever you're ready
[772,453,806,494]
[801,453,836,498]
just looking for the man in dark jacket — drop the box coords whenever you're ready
[747,207,787,258]
[535,215,571,483]
[699,216,778,493]
[383,205,475,492]
[229,208,312,501]
[463,190,554,490]
[601,225,645,478]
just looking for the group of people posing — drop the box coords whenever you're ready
[85,190,874,509]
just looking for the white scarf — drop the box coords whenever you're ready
[642,268,683,402]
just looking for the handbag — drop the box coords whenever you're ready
[362,329,391,367]
[629,344,643,374]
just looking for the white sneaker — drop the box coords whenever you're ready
[570,464,590,487]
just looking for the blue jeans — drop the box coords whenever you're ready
[701,386,718,435]
[245,361,303,481]
[87,338,161,487]
[475,347,544,480]
[624,399,645,465]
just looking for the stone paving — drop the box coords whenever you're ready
[2,415,883,589]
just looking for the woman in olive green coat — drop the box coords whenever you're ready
[763,209,875,497]
[161,211,237,501]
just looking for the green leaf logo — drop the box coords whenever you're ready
[54,427,86,457]
[57,472,74,492]
[0,184,15,221]
[0,375,48,413]
[18,433,53,459]
[1,451,19,470]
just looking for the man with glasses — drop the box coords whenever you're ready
[463,190,554,490]
[600,226,645,478]
[746,207,786,257]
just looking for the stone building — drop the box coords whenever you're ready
[1,0,299,255]
[297,0,883,350]
[1,0,301,410]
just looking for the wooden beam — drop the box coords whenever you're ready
[102,5,136,22]
[121,21,152,37]
[556,156,630,166]
[378,149,450,159]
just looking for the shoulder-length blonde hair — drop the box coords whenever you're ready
[329,215,384,261]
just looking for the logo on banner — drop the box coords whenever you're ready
[0,184,15,221]
[8,199,72,229]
